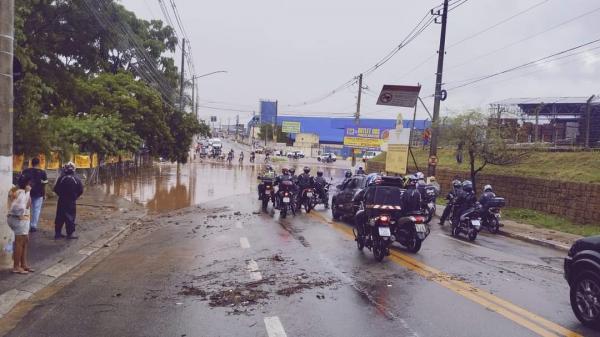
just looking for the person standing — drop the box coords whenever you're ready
[7,175,34,274]
[22,157,48,233]
[53,162,83,240]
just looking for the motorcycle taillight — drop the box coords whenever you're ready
[413,216,426,223]
[379,215,390,224]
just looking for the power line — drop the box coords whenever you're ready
[446,4,600,71]
[444,37,600,91]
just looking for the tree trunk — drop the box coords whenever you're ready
[469,150,477,192]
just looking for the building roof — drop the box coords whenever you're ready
[249,116,430,143]
[491,96,600,116]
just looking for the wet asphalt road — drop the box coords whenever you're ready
[1,157,595,337]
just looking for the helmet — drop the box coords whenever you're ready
[415,172,425,180]
[429,176,436,182]
[483,184,493,193]
[63,161,75,173]
[345,170,352,178]
[303,166,310,174]
[316,170,324,177]
[282,167,289,174]
[366,173,380,186]
[452,179,462,189]
[462,180,473,193]
[407,174,419,187]
[289,168,296,174]
[266,165,273,171]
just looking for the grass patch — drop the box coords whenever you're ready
[503,208,600,237]
[271,157,288,163]
[372,149,600,184]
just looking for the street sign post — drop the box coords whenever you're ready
[376,85,421,108]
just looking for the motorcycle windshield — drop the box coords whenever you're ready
[365,186,402,206]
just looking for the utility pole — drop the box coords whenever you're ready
[235,114,239,141]
[191,75,195,116]
[227,117,230,136]
[585,95,595,149]
[428,0,449,177]
[0,0,14,266]
[179,38,186,112]
[355,74,363,124]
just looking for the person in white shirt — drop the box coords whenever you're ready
[7,175,33,274]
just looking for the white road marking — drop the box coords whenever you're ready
[235,221,243,229]
[264,316,287,337]
[240,237,251,249]
[247,259,263,281]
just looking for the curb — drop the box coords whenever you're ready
[0,214,144,320]
[497,229,570,252]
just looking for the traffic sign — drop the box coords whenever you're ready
[376,85,421,108]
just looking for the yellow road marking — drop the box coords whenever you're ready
[307,212,582,337]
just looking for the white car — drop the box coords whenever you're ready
[317,153,337,162]
[362,151,381,161]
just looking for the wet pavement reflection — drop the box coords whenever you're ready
[99,162,348,212]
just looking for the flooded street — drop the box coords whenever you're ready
[2,160,591,337]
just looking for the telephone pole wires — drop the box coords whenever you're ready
[179,38,186,112]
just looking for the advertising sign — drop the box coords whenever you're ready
[343,127,388,149]
[281,121,301,134]
[385,113,411,174]
[376,85,421,108]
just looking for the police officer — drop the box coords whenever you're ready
[296,167,314,208]
[401,175,422,216]
[479,184,496,212]
[257,165,276,200]
[53,162,83,240]
[314,170,329,208]
[439,179,462,226]
[356,166,366,175]
[452,180,477,226]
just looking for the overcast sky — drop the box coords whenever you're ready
[120,0,600,124]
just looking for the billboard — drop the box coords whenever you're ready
[281,121,301,134]
[376,85,421,108]
[260,100,278,125]
[343,127,389,149]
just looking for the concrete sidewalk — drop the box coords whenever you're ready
[436,205,581,252]
[0,186,146,318]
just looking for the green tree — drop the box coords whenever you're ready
[445,110,529,190]
[257,124,288,143]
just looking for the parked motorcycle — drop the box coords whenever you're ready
[451,203,483,241]
[481,197,505,234]
[276,181,296,219]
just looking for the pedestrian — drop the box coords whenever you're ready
[7,175,34,274]
[22,157,48,233]
[53,162,84,240]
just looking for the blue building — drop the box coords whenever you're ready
[248,115,431,158]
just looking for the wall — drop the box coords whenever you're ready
[366,161,600,225]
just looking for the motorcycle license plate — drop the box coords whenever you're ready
[378,227,391,237]
[306,192,313,197]
[471,220,481,229]
[283,197,290,203]
[415,224,427,233]
[265,190,271,194]
[428,202,434,208]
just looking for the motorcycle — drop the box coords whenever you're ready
[420,185,438,224]
[354,210,395,262]
[260,179,275,211]
[297,187,316,213]
[227,152,234,164]
[481,197,505,234]
[276,181,296,219]
[313,183,331,209]
[393,214,430,253]
[239,154,244,163]
[250,153,255,163]
[451,203,483,241]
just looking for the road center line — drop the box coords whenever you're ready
[264,316,287,337]
[240,237,251,249]
[308,211,581,337]
[247,259,263,281]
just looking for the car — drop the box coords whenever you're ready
[287,151,305,158]
[565,235,600,329]
[253,147,264,154]
[331,174,368,220]
[318,153,337,162]
[362,150,381,162]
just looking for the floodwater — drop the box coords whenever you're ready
[99,162,346,212]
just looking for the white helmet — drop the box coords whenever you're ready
[415,172,425,180]
[483,184,493,192]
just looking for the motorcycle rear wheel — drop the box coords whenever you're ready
[451,225,461,237]
[281,208,287,219]
[468,230,478,241]
[373,239,386,262]
[304,200,312,213]
[405,237,423,253]
[489,218,500,234]
[262,198,269,211]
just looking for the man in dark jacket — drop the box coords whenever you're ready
[401,175,422,215]
[452,180,477,226]
[22,157,48,233]
[439,179,462,226]
[53,162,84,239]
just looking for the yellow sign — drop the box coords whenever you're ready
[281,121,301,134]
[386,144,409,174]
[13,154,24,172]
[74,154,91,168]
[91,153,99,168]
[343,137,383,148]
[46,152,61,170]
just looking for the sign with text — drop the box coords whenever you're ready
[281,121,301,134]
[376,85,421,108]
[343,127,389,149]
